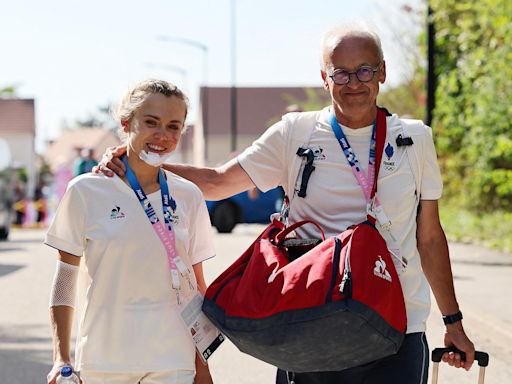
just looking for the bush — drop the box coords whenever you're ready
[440,204,512,253]
[432,0,512,212]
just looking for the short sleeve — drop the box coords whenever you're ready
[237,119,287,192]
[188,194,216,265]
[420,127,443,200]
[45,181,87,256]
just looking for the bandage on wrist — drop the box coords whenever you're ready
[49,260,79,308]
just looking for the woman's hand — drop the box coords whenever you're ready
[47,362,83,383]
[47,361,64,384]
[194,353,213,384]
[92,145,127,177]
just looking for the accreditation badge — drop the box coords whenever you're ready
[389,247,407,276]
[179,293,225,363]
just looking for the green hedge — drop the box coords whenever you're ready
[440,204,512,253]
[431,0,512,212]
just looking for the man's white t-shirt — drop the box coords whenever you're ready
[45,171,215,372]
[238,107,443,333]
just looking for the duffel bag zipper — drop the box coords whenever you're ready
[326,237,342,303]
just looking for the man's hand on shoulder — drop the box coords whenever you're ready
[92,145,127,177]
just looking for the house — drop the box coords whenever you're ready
[0,99,37,197]
[44,127,121,172]
[183,86,330,166]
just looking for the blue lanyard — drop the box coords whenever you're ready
[122,157,177,230]
[122,157,192,296]
[330,110,395,234]
[329,112,377,174]
[329,112,377,203]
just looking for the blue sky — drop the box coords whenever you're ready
[0,0,423,152]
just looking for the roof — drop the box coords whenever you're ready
[44,127,121,171]
[200,86,330,136]
[0,99,36,134]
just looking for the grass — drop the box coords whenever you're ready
[439,204,512,253]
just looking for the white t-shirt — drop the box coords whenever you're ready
[45,171,215,372]
[238,107,443,333]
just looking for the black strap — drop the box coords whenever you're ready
[295,106,408,199]
[396,134,414,147]
[296,147,316,198]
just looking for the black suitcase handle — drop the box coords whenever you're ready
[432,347,489,367]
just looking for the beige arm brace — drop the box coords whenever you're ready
[49,260,79,308]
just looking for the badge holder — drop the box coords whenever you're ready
[179,293,225,363]
[368,198,408,275]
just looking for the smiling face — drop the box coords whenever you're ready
[321,34,386,128]
[123,93,187,158]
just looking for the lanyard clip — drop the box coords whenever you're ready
[174,256,190,276]
[369,198,395,240]
[175,289,181,305]
[187,276,195,291]
[170,269,181,290]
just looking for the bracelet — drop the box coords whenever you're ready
[443,310,463,325]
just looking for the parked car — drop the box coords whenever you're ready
[207,187,284,233]
[0,138,13,240]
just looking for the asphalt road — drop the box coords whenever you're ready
[1,226,511,383]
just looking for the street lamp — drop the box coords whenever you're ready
[158,36,209,164]
[157,36,208,82]
[145,63,188,88]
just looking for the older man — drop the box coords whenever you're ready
[101,23,474,384]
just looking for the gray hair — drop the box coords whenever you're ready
[320,22,384,70]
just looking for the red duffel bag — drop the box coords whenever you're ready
[202,216,407,372]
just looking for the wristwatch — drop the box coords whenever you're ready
[443,310,463,325]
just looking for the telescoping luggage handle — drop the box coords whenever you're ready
[431,347,489,384]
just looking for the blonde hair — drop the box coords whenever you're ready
[113,79,189,138]
[320,22,384,71]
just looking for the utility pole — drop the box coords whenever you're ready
[230,0,237,152]
[426,4,436,127]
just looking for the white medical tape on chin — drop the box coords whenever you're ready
[49,260,80,308]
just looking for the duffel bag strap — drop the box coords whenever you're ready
[371,107,387,199]
[274,220,326,245]
[366,107,387,225]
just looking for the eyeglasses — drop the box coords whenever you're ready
[328,63,381,85]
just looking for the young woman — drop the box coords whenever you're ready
[46,79,215,384]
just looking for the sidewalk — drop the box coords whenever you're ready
[0,227,510,383]
[425,242,512,383]
[448,242,512,340]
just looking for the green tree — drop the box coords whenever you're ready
[378,70,426,119]
[281,88,331,113]
[378,3,428,120]
[0,85,19,98]
[431,0,512,211]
